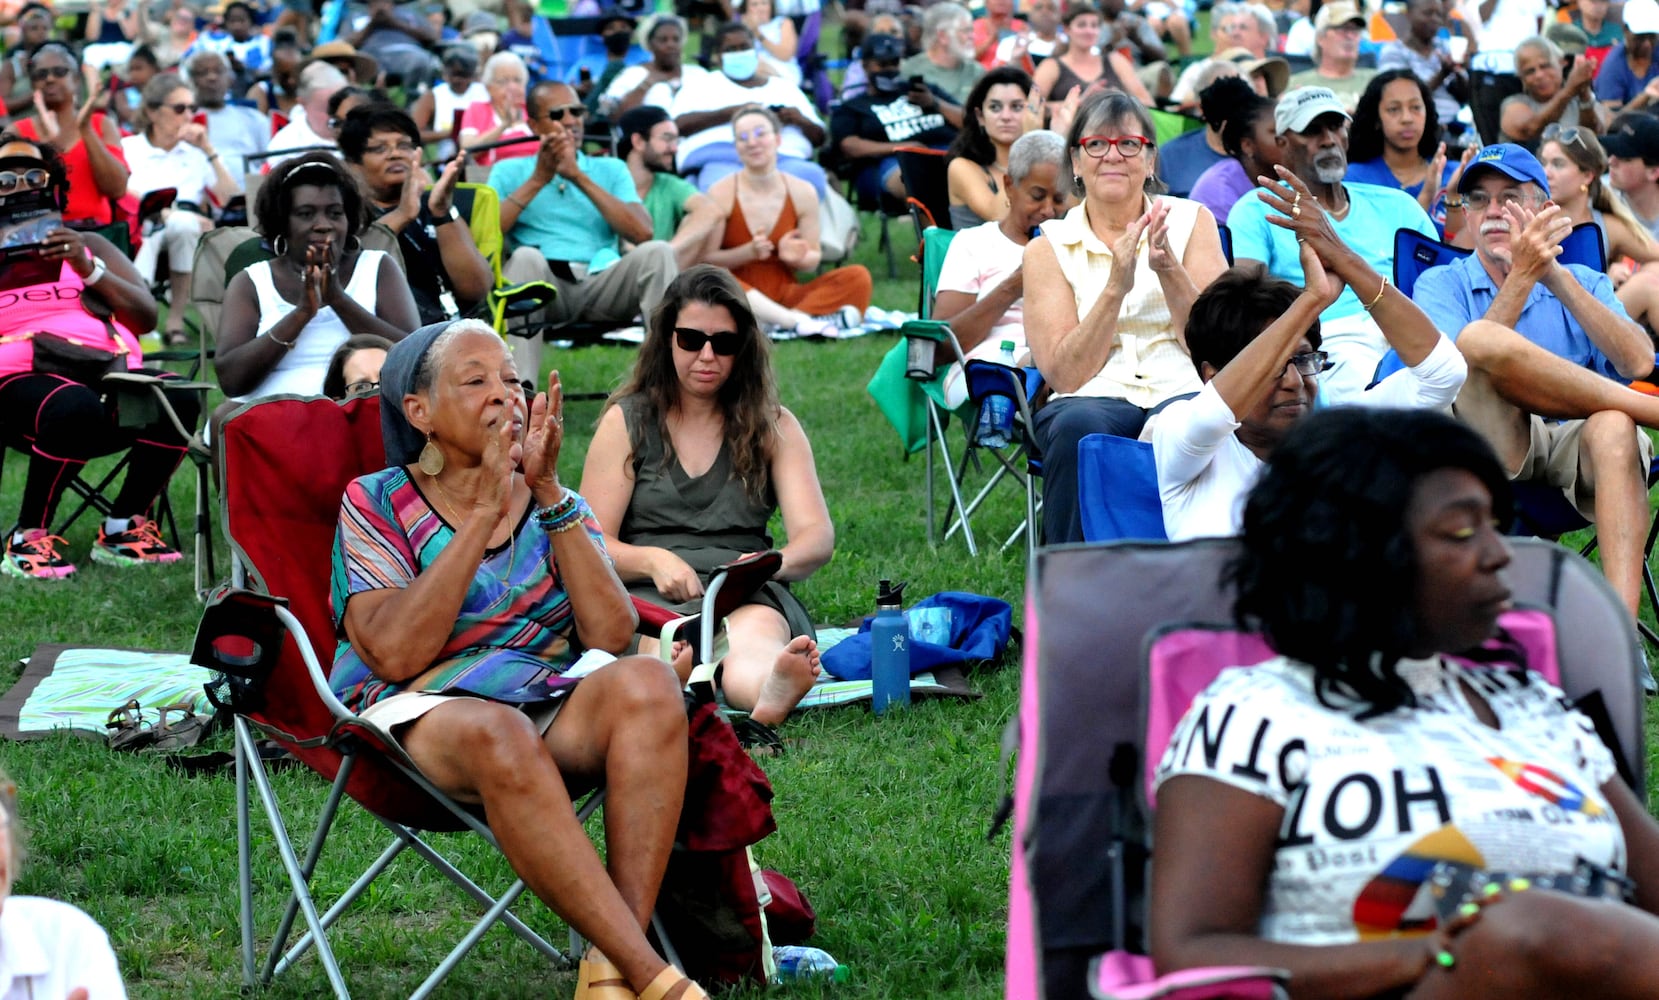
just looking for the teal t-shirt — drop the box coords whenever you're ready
[645,172,698,243]
[487,151,641,273]
[1227,180,1436,321]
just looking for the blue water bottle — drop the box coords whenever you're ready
[870,579,910,715]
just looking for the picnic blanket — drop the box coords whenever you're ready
[1,645,214,741]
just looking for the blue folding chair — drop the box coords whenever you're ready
[1076,433,1167,542]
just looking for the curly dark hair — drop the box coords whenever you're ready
[253,151,365,245]
[1184,262,1320,374]
[1228,407,1514,719]
[0,130,69,211]
[1348,68,1440,163]
[608,265,779,502]
[1198,75,1276,161]
[947,66,1035,166]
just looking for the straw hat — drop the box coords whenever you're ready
[300,40,380,84]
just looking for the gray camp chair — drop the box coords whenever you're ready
[1006,538,1648,1000]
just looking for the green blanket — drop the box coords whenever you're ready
[1,645,215,740]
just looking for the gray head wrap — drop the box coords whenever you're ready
[378,321,451,468]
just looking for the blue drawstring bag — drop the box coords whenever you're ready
[820,592,1014,681]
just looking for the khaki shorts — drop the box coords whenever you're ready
[360,690,566,743]
[1511,415,1655,521]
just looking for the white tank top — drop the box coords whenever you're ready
[238,249,386,402]
[432,82,489,161]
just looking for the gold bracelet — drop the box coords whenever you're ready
[1364,276,1389,313]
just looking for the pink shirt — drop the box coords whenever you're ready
[0,259,142,378]
[459,101,537,167]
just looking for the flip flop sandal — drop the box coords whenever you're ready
[106,699,156,752]
[150,702,214,751]
[730,716,787,757]
[574,950,634,1000]
[639,967,709,1000]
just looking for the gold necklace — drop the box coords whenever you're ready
[426,473,518,614]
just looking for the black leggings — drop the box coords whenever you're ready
[0,368,199,532]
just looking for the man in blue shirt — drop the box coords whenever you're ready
[1414,142,1659,620]
[1229,85,1438,401]
[492,80,677,383]
[1592,0,1659,112]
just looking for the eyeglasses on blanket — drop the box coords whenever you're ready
[674,327,741,355]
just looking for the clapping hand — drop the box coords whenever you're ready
[1145,199,1179,273]
[301,235,334,313]
[1106,205,1155,295]
[75,70,101,133]
[1296,229,1344,306]
[750,230,776,261]
[428,151,465,217]
[521,373,564,500]
[1256,164,1351,265]
[1498,199,1572,286]
[777,228,811,267]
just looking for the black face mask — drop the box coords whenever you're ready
[603,31,632,56]
[872,70,905,94]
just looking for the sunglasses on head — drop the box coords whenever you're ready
[29,65,71,82]
[674,327,741,355]
[545,103,586,122]
[1542,123,1590,150]
[0,167,48,192]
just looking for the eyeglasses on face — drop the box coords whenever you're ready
[29,65,72,82]
[1282,350,1331,378]
[152,101,199,115]
[674,327,741,355]
[0,168,48,192]
[365,140,421,157]
[735,125,773,142]
[344,379,379,398]
[1464,189,1532,212]
[544,104,586,122]
[1078,134,1151,158]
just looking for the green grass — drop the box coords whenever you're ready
[0,207,1031,999]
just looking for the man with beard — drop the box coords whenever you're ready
[831,32,963,203]
[901,3,982,103]
[1285,1,1375,112]
[1228,86,1436,401]
[189,50,267,186]
[619,105,724,268]
[1412,142,1658,623]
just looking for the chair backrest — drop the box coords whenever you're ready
[897,147,952,234]
[1149,109,1204,149]
[1217,223,1233,266]
[919,225,957,319]
[453,181,505,284]
[190,225,406,340]
[1007,537,1646,1000]
[214,394,467,830]
[1076,434,1167,543]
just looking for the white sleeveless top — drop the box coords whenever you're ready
[238,249,386,402]
[1039,196,1205,409]
[432,82,489,160]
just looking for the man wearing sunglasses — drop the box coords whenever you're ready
[1413,142,1659,624]
[492,79,677,382]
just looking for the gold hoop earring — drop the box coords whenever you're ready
[418,435,445,477]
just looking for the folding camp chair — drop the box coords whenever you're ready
[1007,537,1648,1000]
[1076,434,1167,543]
[795,9,834,111]
[896,146,951,242]
[1388,225,1659,652]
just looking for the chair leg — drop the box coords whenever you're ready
[880,214,897,280]
[236,720,257,989]
[929,406,977,556]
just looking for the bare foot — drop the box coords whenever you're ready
[749,635,821,727]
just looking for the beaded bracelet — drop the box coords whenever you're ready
[534,490,585,534]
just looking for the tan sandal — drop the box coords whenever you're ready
[639,966,709,1000]
[574,950,635,1000]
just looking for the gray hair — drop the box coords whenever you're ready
[414,319,499,395]
[483,50,529,86]
[186,49,230,77]
[297,61,348,101]
[923,2,970,41]
[1515,35,1563,66]
[1211,1,1275,39]
[1009,129,1068,184]
[1067,89,1166,195]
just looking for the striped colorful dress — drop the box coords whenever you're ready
[329,466,606,715]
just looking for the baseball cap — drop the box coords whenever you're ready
[1602,114,1659,165]
[1313,0,1365,30]
[461,11,498,36]
[1457,143,1550,196]
[864,33,906,61]
[1625,0,1659,35]
[1544,22,1590,57]
[1274,86,1351,134]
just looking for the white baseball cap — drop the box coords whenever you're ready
[1274,86,1351,135]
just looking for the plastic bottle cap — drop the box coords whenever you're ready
[999,340,1016,351]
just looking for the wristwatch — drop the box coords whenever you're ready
[1443,195,1465,209]
[85,257,107,286]
[433,205,461,227]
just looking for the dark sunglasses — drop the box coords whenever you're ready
[674,327,741,355]
[151,101,199,115]
[0,168,48,192]
[29,65,71,82]
[544,103,586,122]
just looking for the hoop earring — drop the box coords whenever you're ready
[345,234,363,256]
[272,235,289,257]
[418,435,445,477]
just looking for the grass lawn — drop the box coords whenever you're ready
[0,208,1034,999]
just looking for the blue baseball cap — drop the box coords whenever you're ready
[1458,143,1550,197]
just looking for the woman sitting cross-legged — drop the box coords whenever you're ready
[333,318,709,1000]
[702,105,872,339]
[1152,406,1659,999]
[216,152,418,404]
[0,133,196,580]
[581,266,833,727]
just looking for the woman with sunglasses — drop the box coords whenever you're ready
[11,41,128,227]
[460,50,534,168]
[701,105,871,338]
[0,133,197,580]
[1023,88,1229,544]
[121,72,238,345]
[581,265,832,728]
[1537,124,1659,278]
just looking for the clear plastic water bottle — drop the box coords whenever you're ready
[974,341,1020,448]
[772,945,849,983]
